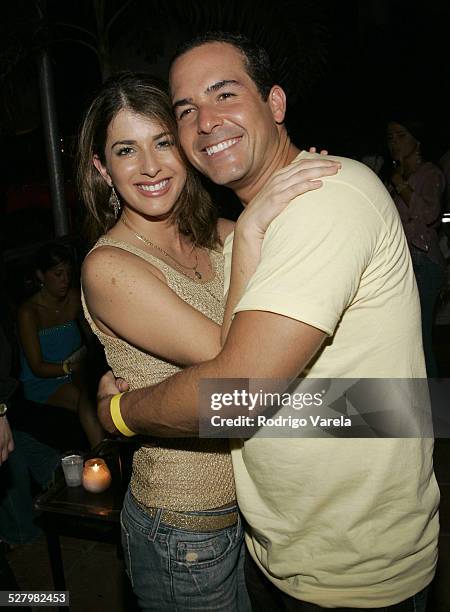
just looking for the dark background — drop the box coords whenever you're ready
[1,0,449,243]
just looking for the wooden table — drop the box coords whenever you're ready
[34,440,132,605]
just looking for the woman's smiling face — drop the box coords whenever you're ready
[94,108,187,220]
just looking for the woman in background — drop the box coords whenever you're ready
[387,118,446,376]
[18,243,103,447]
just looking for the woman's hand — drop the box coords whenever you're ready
[390,161,405,189]
[308,147,328,155]
[237,157,341,240]
[221,156,340,344]
[0,416,14,466]
[97,371,130,434]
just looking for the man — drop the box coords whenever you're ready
[98,33,438,610]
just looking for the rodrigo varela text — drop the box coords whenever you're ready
[210,415,352,428]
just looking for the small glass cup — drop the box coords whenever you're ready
[61,452,83,487]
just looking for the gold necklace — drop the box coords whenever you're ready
[121,217,203,280]
[120,217,221,304]
[39,290,69,314]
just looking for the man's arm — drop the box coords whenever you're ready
[98,310,326,436]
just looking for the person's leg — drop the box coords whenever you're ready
[0,543,19,589]
[410,586,428,612]
[22,400,89,452]
[245,548,426,611]
[0,441,40,545]
[46,381,79,413]
[75,381,104,448]
[120,492,173,611]
[13,430,60,488]
[236,525,251,612]
[413,253,445,377]
[46,381,103,448]
[0,431,59,546]
[121,490,251,611]
[0,544,32,611]
[244,548,287,611]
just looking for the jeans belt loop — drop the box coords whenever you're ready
[148,507,163,542]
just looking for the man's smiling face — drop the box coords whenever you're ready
[169,42,283,191]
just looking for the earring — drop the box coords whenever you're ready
[415,142,422,166]
[109,186,121,218]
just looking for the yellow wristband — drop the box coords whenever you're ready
[62,360,72,375]
[110,393,136,437]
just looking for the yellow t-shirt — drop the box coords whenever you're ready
[223,151,439,608]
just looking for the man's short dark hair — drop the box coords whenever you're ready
[172,31,274,101]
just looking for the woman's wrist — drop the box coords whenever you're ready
[235,214,264,242]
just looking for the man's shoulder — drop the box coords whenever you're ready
[285,152,392,224]
[311,153,382,192]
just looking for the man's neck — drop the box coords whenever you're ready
[236,136,300,206]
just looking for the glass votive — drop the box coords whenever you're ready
[61,452,83,487]
[82,458,112,493]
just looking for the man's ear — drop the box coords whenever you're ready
[93,155,113,187]
[268,85,287,125]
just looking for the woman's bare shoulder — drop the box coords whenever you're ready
[82,244,166,290]
[83,244,141,277]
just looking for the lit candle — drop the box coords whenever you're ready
[82,458,112,493]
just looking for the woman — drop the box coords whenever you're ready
[18,243,104,447]
[78,72,338,611]
[386,118,446,376]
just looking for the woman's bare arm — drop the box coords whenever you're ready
[82,246,222,367]
[221,157,340,342]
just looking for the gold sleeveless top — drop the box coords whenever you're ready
[81,235,235,511]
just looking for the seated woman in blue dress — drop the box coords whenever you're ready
[18,243,103,447]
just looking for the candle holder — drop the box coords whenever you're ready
[82,458,112,493]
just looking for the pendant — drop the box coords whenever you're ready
[194,270,202,279]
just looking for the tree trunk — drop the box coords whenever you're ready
[38,50,69,237]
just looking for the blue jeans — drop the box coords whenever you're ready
[245,549,429,611]
[0,430,60,545]
[120,489,251,612]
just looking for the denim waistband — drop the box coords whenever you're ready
[127,490,239,533]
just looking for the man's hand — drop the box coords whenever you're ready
[97,371,129,434]
[0,416,15,466]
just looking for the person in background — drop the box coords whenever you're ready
[18,243,103,447]
[387,118,446,376]
[0,296,60,548]
[439,148,450,213]
[0,412,23,612]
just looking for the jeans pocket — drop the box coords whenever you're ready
[171,526,244,603]
[120,512,134,588]
[175,528,236,568]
